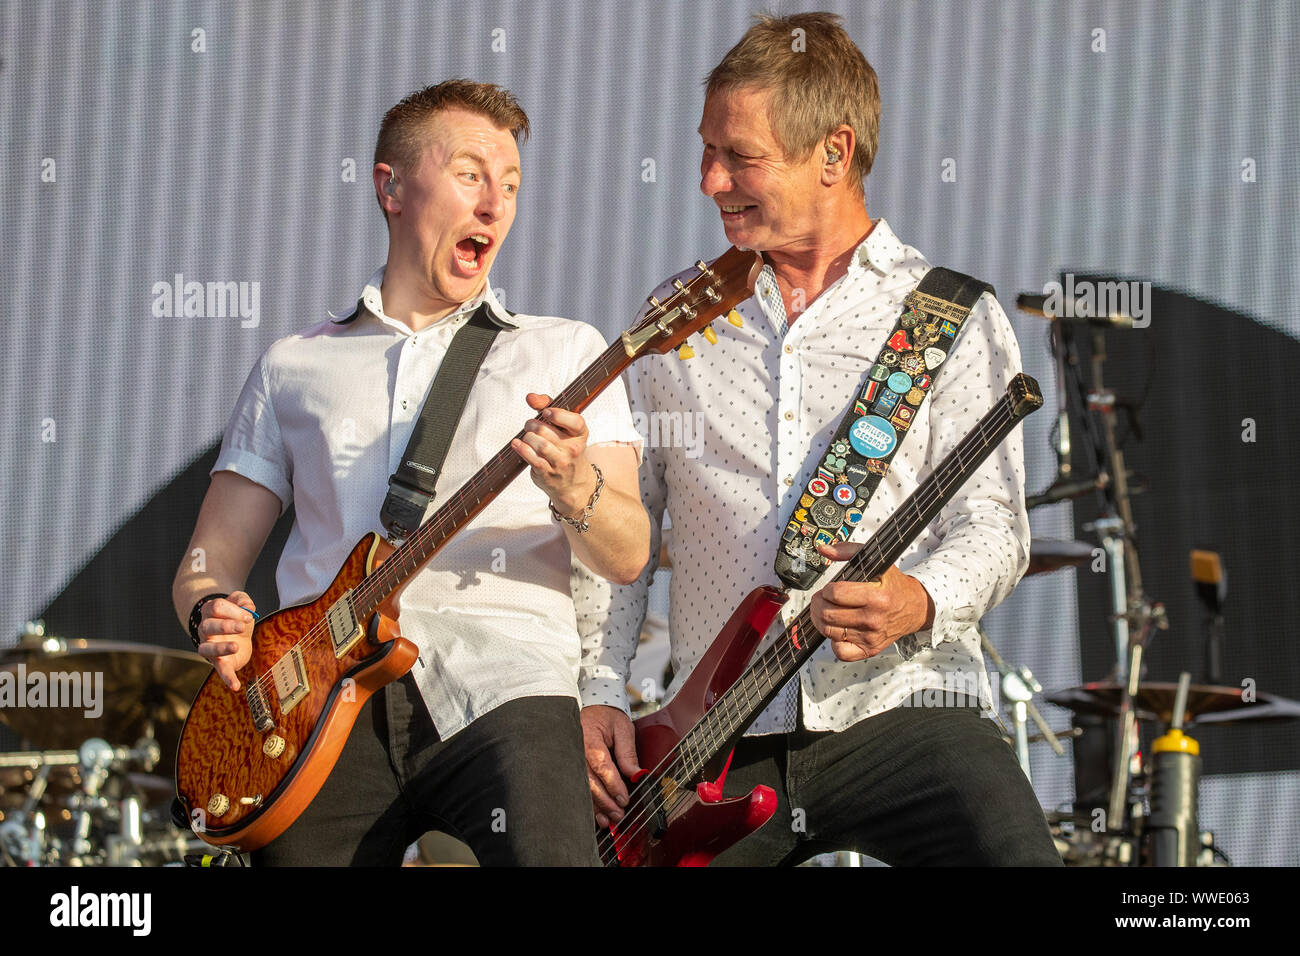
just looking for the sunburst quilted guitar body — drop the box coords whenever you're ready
[175,533,417,851]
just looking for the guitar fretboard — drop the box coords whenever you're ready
[653,384,1030,789]
[348,339,630,619]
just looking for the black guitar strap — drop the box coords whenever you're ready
[773,267,993,590]
[379,303,506,541]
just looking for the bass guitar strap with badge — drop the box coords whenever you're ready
[773,267,993,591]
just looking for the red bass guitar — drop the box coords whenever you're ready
[600,373,1043,866]
[175,247,762,852]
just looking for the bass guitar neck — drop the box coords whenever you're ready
[601,373,1044,866]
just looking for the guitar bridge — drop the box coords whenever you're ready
[270,646,310,716]
[246,682,273,732]
[326,595,363,658]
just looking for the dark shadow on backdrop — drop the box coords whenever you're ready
[35,442,293,652]
[1,443,289,751]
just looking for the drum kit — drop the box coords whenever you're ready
[987,288,1300,866]
[0,622,210,866]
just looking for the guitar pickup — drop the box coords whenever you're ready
[270,647,310,716]
[326,595,363,658]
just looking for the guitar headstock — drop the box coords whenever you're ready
[620,246,763,359]
[1008,373,1044,419]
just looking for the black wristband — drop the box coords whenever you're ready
[188,592,230,648]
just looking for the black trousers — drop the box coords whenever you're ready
[711,695,1063,866]
[252,674,597,866]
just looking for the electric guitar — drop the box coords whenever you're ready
[175,247,763,852]
[600,373,1043,866]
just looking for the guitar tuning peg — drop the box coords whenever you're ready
[702,325,718,345]
[727,309,744,328]
[677,343,695,360]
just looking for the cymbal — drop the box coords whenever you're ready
[0,763,82,807]
[0,639,209,770]
[124,772,179,808]
[1045,681,1300,726]
[0,756,178,834]
[1026,538,1094,576]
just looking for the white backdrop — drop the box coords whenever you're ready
[2,0,1295,863]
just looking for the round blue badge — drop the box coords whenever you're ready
[833,483,855,504]
[848,415,898,458]
[887,371,913,394]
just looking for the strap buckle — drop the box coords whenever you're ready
[380,475,432,541]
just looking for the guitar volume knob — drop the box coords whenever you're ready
[262,734,286,758]
[207,794,230,816]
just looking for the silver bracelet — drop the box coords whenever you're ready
[549,463,604,534]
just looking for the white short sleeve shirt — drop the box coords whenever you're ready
[215,267,643,738]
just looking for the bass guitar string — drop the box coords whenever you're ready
[597,398,1017,859]
[596,398,1019,863]
[597,400,1015,862]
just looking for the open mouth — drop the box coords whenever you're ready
[454,233,493,272]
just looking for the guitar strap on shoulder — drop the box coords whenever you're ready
[773,267,993,591]
[380,303,504,541]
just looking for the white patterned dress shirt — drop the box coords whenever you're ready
[574,219,1029,734]
[214,267,642,738]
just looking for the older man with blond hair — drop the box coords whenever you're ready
[578,13,1061,866]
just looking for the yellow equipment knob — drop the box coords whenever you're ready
[1152,728,1200,755]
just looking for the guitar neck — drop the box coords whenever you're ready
[350,339,632,619]
[342,245,764,621]
[672,378,1040,782]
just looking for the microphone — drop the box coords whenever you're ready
[1016,292,1135,329]
[1190,549,1227,610]
[1191,549,1226,685]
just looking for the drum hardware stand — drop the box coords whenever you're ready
[182,848,245,867]
[1147,673,1201,866]
[1049,313,1170,843]
[978,625,1063,782]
